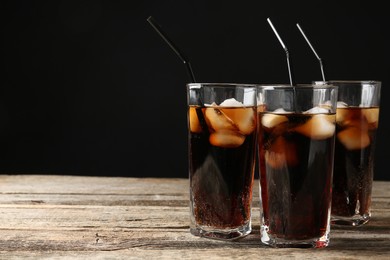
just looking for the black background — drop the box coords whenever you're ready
[1,0,389,180]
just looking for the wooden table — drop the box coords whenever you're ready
[0,175,389,259]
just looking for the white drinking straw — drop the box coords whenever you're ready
[267,18,294,86]
[296,23,326,81]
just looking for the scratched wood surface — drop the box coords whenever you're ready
[0,175,389,259]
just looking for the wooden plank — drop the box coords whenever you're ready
[0,175,389,259]
[0,175,189,194]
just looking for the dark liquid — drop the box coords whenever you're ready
[332,107,378,218]
[189,106,256,228]
[258,113,334,240]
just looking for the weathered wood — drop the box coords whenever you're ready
[0,175,389,259]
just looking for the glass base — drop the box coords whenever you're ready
[190,221,251,241]
[331,214,371,226]
[260,226,330,248]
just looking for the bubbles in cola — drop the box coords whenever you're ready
[258,106,335,241]
[332,101,379,224]
[189,98,257,231]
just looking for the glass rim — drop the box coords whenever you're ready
[258,83,337,90]
[187,83,259,88]
[315,80,381,84]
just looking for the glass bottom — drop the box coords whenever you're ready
[331,213,371,226]
[190,221,251,241]
[260,225,330,248]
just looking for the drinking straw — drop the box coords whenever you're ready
[147,16,208,134]
[296,23,326,81]
[147,16,196,83]
[267,18,295,86]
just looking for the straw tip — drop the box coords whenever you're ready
[266,18,274,26]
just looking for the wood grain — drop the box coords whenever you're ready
[0,175,389,259]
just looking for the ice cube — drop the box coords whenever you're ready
[189,107,203,133]
[336,107,349,124]
[261,109,289,128]
[221,107,256,135]
[264,136,298,169]
[337,126,370,150]
[209,130,245,148]
[337,101,348,108]
[304,106,330,114]
[363,108,379,126]
[294,114,335,140]
[274,108,290,113]
[262,114,288,128]
[219,98,243,107]
[204,102,217,107]
[205,107,237,132]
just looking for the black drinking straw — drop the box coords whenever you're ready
[147,16,196,83]
[267,18,295,86]
[147,16,208,133]
[296,23,326,81]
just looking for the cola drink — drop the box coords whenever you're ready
[187,83,257,240]
[327,80,381,226]
[332,106,379,224]
[258,111,335,243]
